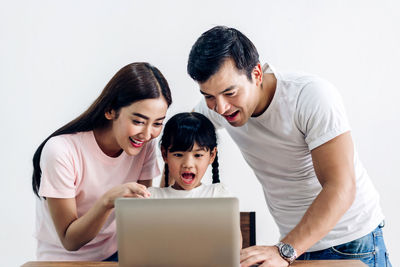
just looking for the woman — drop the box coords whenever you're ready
[32,62,172,261]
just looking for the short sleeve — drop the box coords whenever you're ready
[193,98,226,130]
[295,78,351,150]
[39,136,77,198]
[215,183,234,197]
[138,139,160,180]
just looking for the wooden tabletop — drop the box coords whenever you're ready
[22,260,367,266]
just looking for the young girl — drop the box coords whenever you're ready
[148,112,242,248]
[148,112,232,198]
[32,62,172,261]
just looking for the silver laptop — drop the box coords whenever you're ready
[115,197,240,267]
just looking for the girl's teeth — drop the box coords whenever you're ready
[182,173,194,179]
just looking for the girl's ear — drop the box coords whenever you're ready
[209,147,217,164]
[161,146,168,162]
[105,109,116,120]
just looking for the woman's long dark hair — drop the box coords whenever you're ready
[160,112,219,187]
[32,62,172,198]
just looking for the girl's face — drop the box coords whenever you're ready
[164,143,217,190]
[105,97,168,157]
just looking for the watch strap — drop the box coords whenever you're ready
[275,241,297,265]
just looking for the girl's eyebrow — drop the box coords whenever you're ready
[132,113,166,121]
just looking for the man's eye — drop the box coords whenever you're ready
[133,120,144,125]
[204,95,214,99]
[154,122,163,127]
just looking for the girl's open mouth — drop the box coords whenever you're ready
[181,172,195,184]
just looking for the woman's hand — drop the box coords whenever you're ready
[102,182,151,209]
[47,181,151,251]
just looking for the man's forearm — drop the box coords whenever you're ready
[281,178,356,256]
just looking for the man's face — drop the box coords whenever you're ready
[199,59,263,127]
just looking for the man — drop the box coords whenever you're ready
[188,26,391,267]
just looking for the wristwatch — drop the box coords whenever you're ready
[275,241,297,265]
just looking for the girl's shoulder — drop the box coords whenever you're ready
[147,186,172,198]
[147,183,234,199]
[203,183,233,197]
[147,186,161,194]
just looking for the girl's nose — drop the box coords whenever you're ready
[182,155,194,168]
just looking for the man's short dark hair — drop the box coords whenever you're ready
[187,26,260,83]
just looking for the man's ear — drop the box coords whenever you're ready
[161,146,168,162]
[209,147,218,164]
[253,62,263,87]
[105,109,116,120]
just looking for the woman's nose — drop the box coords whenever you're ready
[140,125,152,141]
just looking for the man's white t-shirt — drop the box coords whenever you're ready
[148,183,232,198]
[194,63,384,251]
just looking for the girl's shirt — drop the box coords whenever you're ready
[148,183,232,198]
[35,131,159,261]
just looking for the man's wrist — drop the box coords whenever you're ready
[275,241,297,265]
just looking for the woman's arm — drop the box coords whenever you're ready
[47,182,150,251]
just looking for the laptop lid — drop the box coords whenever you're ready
[115,197,240,267]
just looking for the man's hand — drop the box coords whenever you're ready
[240,245,289,267]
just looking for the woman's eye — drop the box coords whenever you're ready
[195,154,204,158]
[173,153,183,157]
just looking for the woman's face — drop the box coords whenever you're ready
[106,97,168,156]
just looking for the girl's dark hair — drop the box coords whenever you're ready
[187,26,260,83]
[32,62,172,198]
[160,112,219,187]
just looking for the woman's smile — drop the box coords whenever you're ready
[129,137,145,148]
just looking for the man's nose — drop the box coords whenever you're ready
[215,97,229,115]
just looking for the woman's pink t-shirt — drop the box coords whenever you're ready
[35,131,160,260]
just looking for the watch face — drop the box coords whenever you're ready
[281,244,295,258]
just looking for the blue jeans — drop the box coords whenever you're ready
[297,222,392,267]
[103,251,118,262]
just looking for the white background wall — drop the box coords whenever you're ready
[1,0,399,266]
